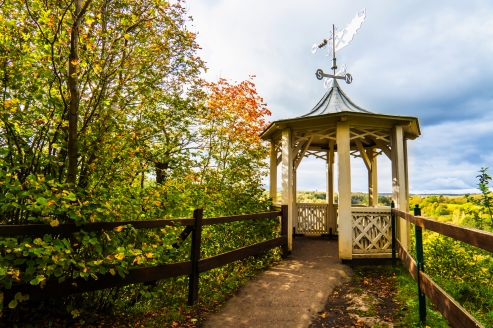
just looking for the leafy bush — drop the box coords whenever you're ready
[414,167,493,326]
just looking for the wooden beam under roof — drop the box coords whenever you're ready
[294,136,314,169]
[355,138,371,171]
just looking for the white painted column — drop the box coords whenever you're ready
[337,122,352,260]
[404,139,410,206]
[292,167,297,234]
[391,125,410,250]
[269,139,277,203]
[368,148,378,206]
[326,140,335,233]
[281,129,293,251]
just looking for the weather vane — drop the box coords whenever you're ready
[311,8,366,87]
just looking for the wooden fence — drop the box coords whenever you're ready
[392,204,493,328]
[1,205,289,306]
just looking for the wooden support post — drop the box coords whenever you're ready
[414,204,426,323]
[367,147,378,206]
[292,167,297,234]
[327,140,335,234]
[391,201,396,267]
[337,122,352,260]
[404,139,410,208]
[281,128,293,251]
[281,205,289,258]
[392,125,410,250]
[270,138,278,203]
[188,208,203,305]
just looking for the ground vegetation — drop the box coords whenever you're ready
[407,168,493,326]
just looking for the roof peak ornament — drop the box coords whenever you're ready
[312,8,366,87]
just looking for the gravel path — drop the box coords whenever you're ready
[203,236,352,328]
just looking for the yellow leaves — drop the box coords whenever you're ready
[4,98,19,108]
[115,253,125,261]
[123,33,131,40]
[52,255,58,262]
[133,256,143,265]
[145,252,155,259]
[70,59,79,66]
[109,268,116,276]
[93,64,102,73]
[50,219,60,227]
[104,232,111,241]
[114,225,124,232]
[106,254,114,261]
[24,243,31,248]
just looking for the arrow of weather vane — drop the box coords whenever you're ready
[311,8,366,87]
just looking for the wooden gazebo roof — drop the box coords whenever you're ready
[260,79,421,143]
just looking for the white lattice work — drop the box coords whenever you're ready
[297,203,328,234]
[352,208,392,254]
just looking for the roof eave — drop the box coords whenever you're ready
[260,111,420,140]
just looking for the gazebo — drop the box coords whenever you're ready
[260,79,420,260]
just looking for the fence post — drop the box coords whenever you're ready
[188,208,203,306]
[391,201,396,267]
[414,204,426,323]
[281,205,289,258]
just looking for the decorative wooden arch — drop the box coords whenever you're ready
[260,79,421,260]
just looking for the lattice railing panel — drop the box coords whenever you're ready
[297,204,328,234]
[352,209,392,253]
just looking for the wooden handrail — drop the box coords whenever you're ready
[395,239,483,327]
[1,207,289,307]
[0,211,282,237]
[392,208,493,253]
[393,208,486,327]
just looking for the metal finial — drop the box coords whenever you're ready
[311,8,366,87]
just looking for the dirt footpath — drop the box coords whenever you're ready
[203,236,352,328]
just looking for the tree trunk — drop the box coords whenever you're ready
[66,0,83,186]
[155,162,169,184]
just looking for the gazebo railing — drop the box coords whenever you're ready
[296,203,329,234]
[352,206,392,257]
[296,203,339,235]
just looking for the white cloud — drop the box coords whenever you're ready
[188,0,493,194]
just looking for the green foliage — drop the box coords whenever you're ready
[465,167,493,230]
[295,191,391,205]
[0,0,276,324]
[378,195,392,206]
[409,168,493,326]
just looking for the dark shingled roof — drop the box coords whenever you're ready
[300,78,372,117]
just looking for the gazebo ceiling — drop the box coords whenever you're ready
[260,79,420,141]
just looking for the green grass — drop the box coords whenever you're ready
[393,263,450,327]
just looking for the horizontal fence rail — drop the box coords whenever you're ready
[0,206,289,306]
[392,205,487,328]
[392,208,493,253]
[0,211,282,237]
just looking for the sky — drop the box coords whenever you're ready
[186,0,493,194]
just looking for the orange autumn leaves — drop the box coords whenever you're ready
[203,78,271,145]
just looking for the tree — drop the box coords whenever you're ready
[0,0,205,224]
[194,77,271,215]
